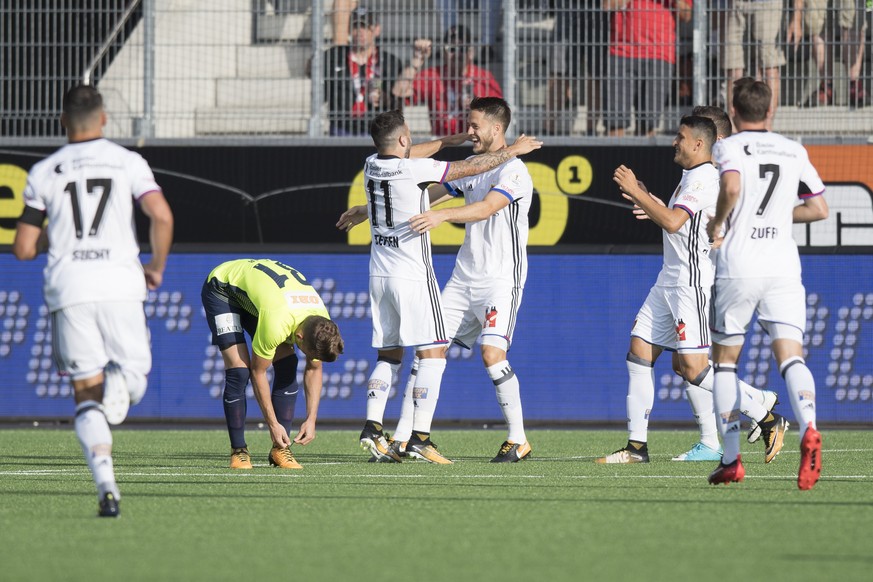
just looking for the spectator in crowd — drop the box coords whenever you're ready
[722,0,803,129]
[321,6,404,135]
[393,24,503,136]
[545,1,609,135]
[436,0,502,62]
[802,0,870,108]
[605,0,692,137]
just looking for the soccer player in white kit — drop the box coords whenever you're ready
[706,78,828,489]
[13,85,174,517]
[595,115,776,465]
[407,96,534,462]
[337,109,542,463]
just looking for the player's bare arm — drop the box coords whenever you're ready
[139,191,174,290]
[409,132,471,158]
[426,183,454,206]
[250,353,291,448]
[614,165,688,233]
[294,358,323,445]
[707,171,741,242]
[444,134,542,182]
[793,193,828,223]
[336,204,369,231]
[11,221,43,261]
[410,190,509,233]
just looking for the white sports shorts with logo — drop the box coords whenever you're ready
[631,284,710,353]
[370,276,448,349]
[710,277,806,344]
[440,278,524,352]
[51,301,152,381]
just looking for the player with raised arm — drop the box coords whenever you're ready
[404,96,534,463]
[336,109,542,463]
[13,84,174,517]
[201,259,344,470]
[706,78,828,489]
[617,106,780,462]
[595,115,777,465]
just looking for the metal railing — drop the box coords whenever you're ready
[2,0,871,143]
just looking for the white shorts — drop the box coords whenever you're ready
[370,276,448,349]
[710,277,807,341]
[631,285,710,353]
[441,277,524,351]
[52,301,152,382]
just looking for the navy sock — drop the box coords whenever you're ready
[271,356,299,435]
[223,367,250,449]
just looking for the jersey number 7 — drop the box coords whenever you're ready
[756,164,780,216]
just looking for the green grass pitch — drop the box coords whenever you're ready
[1,427,871,582]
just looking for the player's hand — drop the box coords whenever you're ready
[706,215,724,247]
[270,422,292,449]
[293,418,317,446]
[143,263,164,290]
[336,205,368,232]
[621,192,649,220]
[409,210,444,233]
[508,134,543,156]
[613,165,644,198]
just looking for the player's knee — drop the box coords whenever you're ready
[224,367,250,399]
[685,364,711,387]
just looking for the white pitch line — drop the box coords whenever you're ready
[1,469,870,480]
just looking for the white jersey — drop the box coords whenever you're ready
[655,162,719,288]
[364,154,450,280]
[712,130,825,279]
[22,138,162,311]
[445,156,531,287]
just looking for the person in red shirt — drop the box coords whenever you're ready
[393,24,503,136]
[605,0,692,137]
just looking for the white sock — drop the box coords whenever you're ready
[685,383,720,450]
[696,366,768,424]
[713,365,742,464]
[737,379,768,421]
[393,357,418,442]
[75,401,120,500]
[487,360,525,444]
[781,357,817,441]
[411,358,446,435]
[626,358,654,443]
[365,359,400,425]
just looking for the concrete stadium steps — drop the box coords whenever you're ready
[194,107,311,134]
[234,45,312,78]
[194,103,431,136]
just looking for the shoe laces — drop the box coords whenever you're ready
[233,448,250,461]
[275,446,296,462]
[497,441,514,456]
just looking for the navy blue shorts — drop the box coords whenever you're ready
[201,277,259,350]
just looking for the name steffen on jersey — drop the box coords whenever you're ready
[373,234,399,247]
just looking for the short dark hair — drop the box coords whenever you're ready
[62,84,103,130]
[470,96,511,130]
[444,24,472,45]
[369,109,405,152]
[691,105,732,138]
[732,77,771,123]
[679,115,717,150]
[299,316,344,363]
